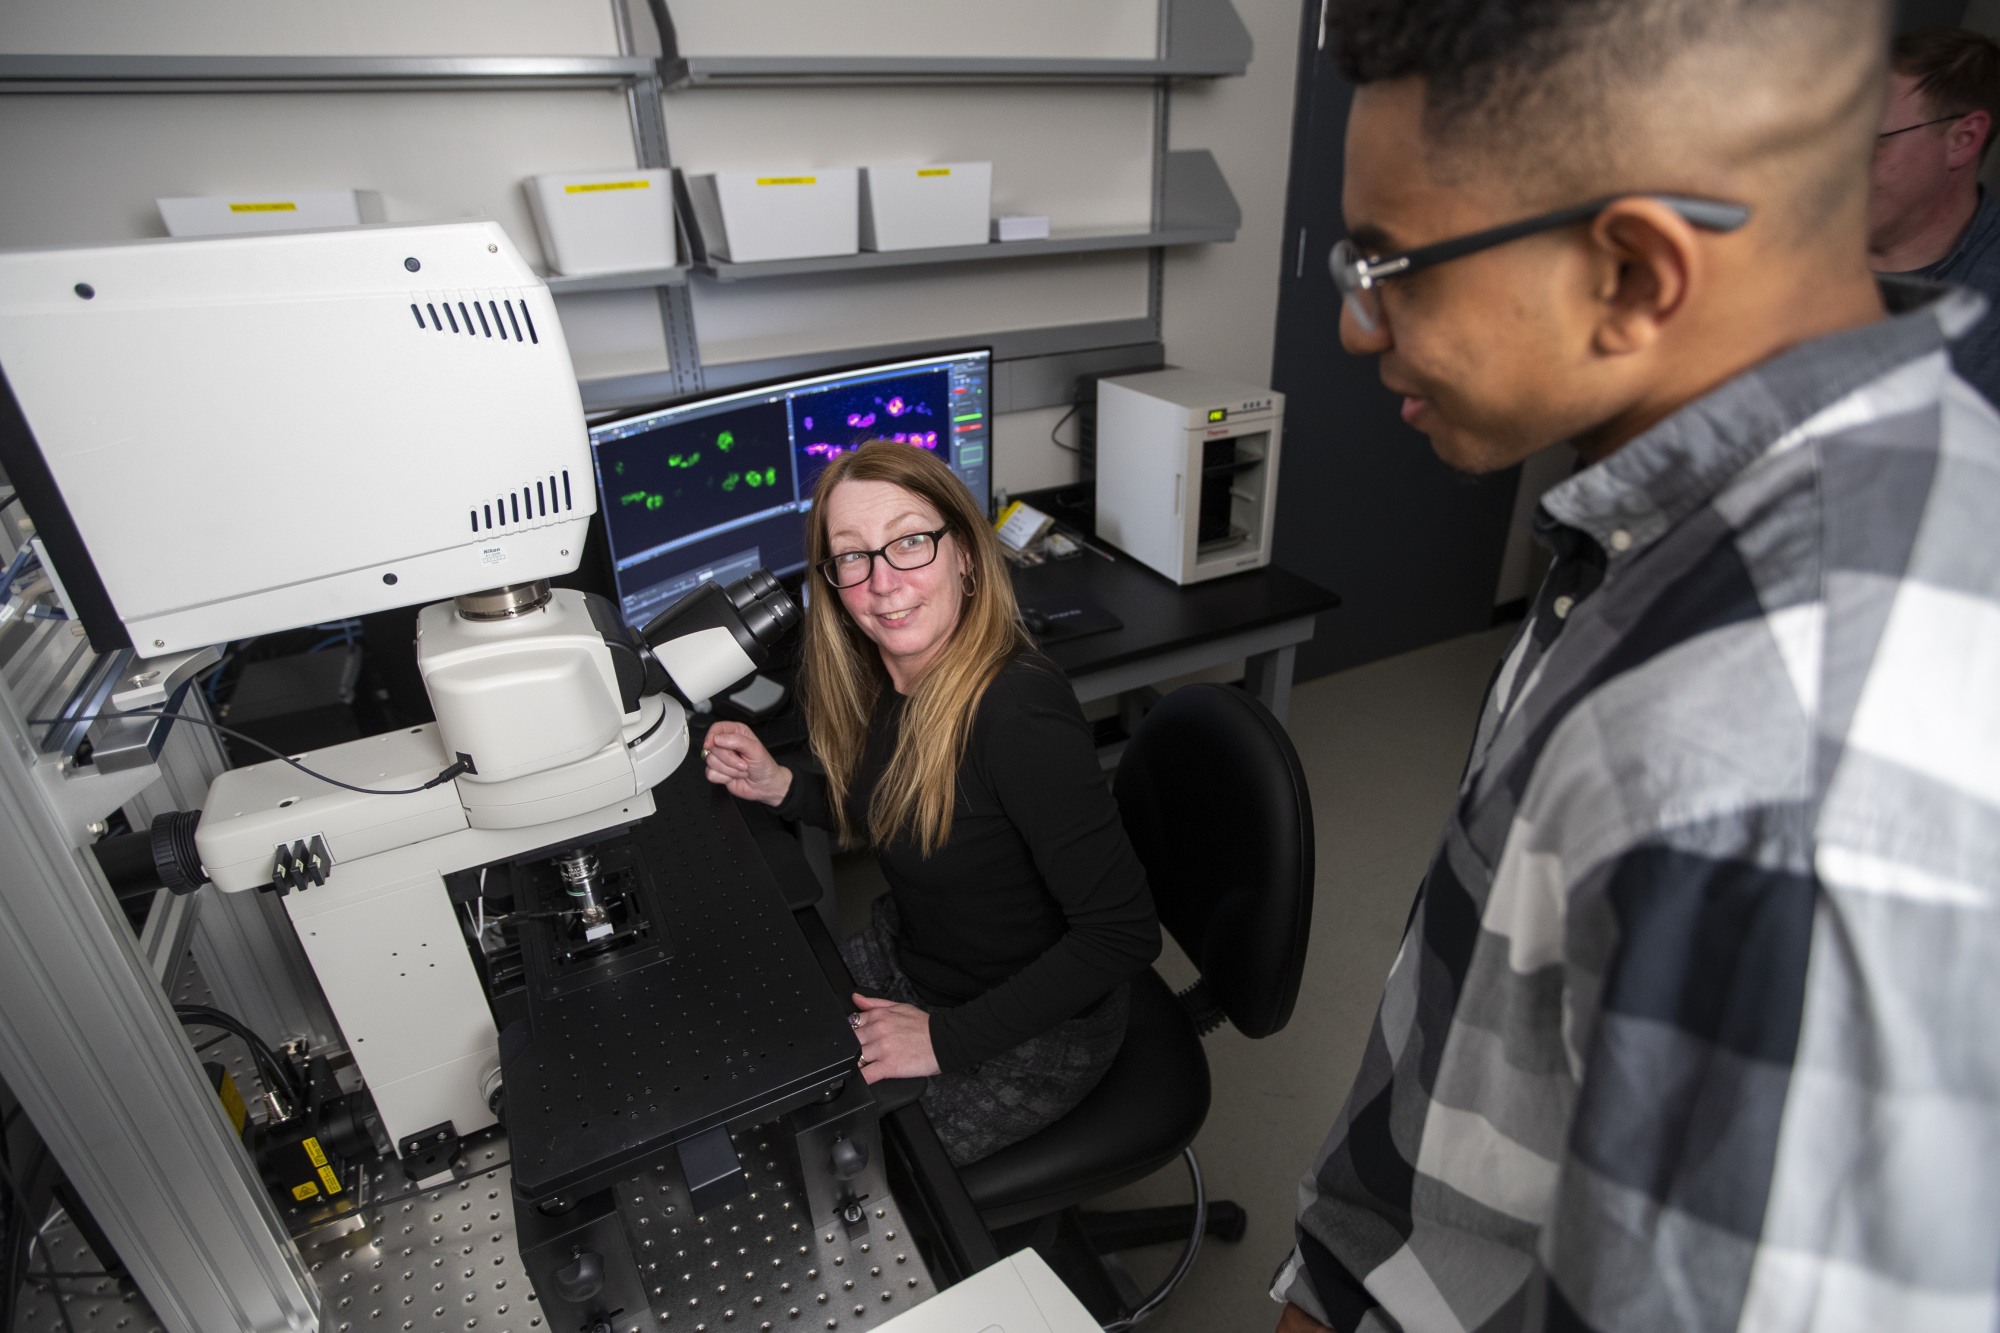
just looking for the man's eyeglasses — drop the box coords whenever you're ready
[817,527,951,589]
[1329,194,1753,333]
[1877,112,1968,143]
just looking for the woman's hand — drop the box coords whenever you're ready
[849,992,941,1083]
[702,721,793,806]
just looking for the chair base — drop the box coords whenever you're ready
[988,1148,1243,1328]
[1081,1199,1248,1252]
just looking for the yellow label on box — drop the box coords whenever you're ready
[318,1165,343,1195]
[917,168,952,177]
[755,176,817,186]
[565,179,651,193]
[302,1136,328,1168]
[216,1071,247,1137]
[292,1182,319,1201]
[229,201,297,213]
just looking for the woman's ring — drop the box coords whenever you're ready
[848,1013,861,1029]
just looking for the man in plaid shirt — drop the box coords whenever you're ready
[1276,0,2000,1329]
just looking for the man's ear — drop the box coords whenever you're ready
[1948,109,1992,171]
[1586,198,1703,358]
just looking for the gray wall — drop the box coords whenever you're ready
[0,0,1307,503]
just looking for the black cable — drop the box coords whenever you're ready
[29,709,470,797]
[0,1156,73,1333]
[174,1007,301,1113]
[0,493,19,515]
[34,1245,81,1333]
[1049,403,1081,454]
[172,1006,304,1113]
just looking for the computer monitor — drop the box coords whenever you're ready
[589,349,992,629]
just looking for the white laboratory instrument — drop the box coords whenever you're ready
[0,221,798,1157]
[1093,368,1285,585]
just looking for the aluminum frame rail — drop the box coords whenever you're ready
[0,648,319,1332]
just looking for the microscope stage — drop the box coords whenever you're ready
[500,762,860,1204]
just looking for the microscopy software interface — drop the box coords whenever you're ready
[590,350,992,629]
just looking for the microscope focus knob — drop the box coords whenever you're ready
[830,1135,868,1181]
[555,1250,605,1302]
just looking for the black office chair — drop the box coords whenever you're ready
[958,683,1316,1326]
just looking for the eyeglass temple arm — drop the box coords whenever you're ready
[1376,194,1753,280]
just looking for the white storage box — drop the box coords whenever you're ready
[684,169,859,263]
[156,189,383,237]
[993,214,1052,243]
[524,169,676,276]
[860,162,993,251]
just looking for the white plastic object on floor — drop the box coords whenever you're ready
[875,1249,1100,1332]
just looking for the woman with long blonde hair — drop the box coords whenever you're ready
[703,441,1159,1166]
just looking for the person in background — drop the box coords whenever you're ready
[1276,0,2000,1329]
[1869,26,2000,403]
[703,441,1159,1167]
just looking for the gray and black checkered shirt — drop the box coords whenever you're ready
[1275,281,2000,1332]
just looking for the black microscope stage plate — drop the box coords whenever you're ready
[502,760,859,1203]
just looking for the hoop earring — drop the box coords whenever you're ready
[962,571,977,598]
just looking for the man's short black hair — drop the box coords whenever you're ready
[1326,0,1892,219]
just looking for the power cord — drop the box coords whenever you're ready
[30,708,470,797]
[1049,403,1081,455]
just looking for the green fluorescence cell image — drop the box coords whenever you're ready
[666,452,701,470]
[716,430,735,452]
[722,473,740,493]
[763,467,777,486]
[745,470,764,488]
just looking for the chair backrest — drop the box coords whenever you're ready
[1114,684,1314,1040]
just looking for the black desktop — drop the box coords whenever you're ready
[590,349,993,630]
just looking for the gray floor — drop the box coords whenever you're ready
[834,624,1517,1332]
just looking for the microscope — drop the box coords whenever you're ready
[0,222,910,1331]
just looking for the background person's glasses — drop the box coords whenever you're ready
[1329,193,1753,334]
[818,527,951,588]
[1876,112,1968,143]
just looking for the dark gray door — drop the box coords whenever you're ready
[1268,2,1521,680]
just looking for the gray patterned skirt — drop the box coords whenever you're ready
[840,894,1129,1167]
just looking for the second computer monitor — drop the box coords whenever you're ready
[590,349,992,629]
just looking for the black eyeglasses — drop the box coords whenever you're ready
[1877,112,1967,143]
[1329,193,1753,333]
[817,527,951,589]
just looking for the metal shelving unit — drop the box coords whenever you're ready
[0,0,1248,417]
[544,263,688,295]
[659,0,1252,86]
[0,53,658,93]
[688,148,1238,284]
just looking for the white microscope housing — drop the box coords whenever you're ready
[0,221,799,1159]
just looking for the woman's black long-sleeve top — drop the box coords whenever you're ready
[775,652,1160,1073]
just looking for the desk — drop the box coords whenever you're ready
[1007,486,1340,728]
